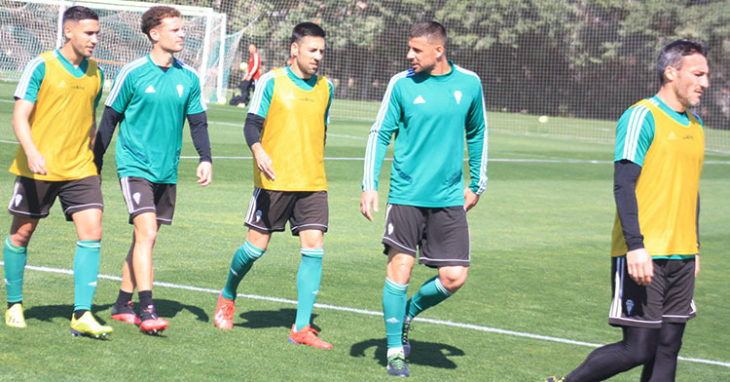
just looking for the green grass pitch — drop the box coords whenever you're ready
[0,81,728,381]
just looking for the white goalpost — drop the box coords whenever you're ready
[0,0,242,104]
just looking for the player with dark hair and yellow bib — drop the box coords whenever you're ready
[547,39,709,382]
[213,22,334,350]
[3,6,112,338]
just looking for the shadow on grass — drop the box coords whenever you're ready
[350,338,464,369]
[23,298,207,323]
[24,303,113,323]
[155,298,209,322]
[236,308,323,331]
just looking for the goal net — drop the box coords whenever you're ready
[0,0,242,103]
[2,0,728,153]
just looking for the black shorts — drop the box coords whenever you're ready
[119,177,176,225]
[244,188,328,235]
[7,175,103,221]
[608,257,696,328]
[382,204,470,268]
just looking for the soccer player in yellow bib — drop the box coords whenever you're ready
[213,22,334,349]
[546,39,709,382]
[3,6,112,338]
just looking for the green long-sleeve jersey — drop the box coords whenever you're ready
[362,62,488,207]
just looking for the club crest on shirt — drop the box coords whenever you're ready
[454,90,462,104]
[177,84,184,97]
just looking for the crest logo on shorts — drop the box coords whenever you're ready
[255,210,262,222]
[387,223,394,235]
[12,194,22,207]
[132,192,142,205]
[626,299,634,315]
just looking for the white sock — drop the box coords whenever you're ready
[387,347,404,358]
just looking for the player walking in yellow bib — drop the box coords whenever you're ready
[213,22,334,350]
[547,39,709,382]
[4,6,111,338]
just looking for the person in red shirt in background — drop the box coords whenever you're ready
[230,43,261,107]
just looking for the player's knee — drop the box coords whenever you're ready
[387,257,414,284]
[9,231,32,248]
[439,267,468,292]
[625,340,657,364]
[134,226,158,243]
[79,225,102,241]
[632,347,655,365]
[439,275,466,293]
[10,225,36,247]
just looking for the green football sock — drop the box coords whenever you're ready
[73,240,101,311]
[294,248,324,331]
[222,240,264,300]
[4,236,27,304]
[383,277,408,349]
[406,275,452,319]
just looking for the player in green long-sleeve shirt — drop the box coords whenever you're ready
[360,21,487,378]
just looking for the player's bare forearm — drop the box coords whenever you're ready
[251,143,275,181]
[360,190,379,222]
[89,123,97,149]
[626,247,653,286]
[13,99,47,175]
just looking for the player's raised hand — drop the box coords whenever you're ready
[251,143,275,181]
[360,190,379,221]
[626,247,653,285]
[196,160,212,186]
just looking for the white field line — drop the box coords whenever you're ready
[3,262,728,369]
[178,156,730,165]
[0,130,730,164]
[0,139,726,164]
[0,96,730,153]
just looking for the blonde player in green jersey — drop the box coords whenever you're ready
[94,5,212,335]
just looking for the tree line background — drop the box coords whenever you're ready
[189,0,729,129]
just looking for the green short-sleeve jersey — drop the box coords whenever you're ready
[105,55,206,183]
[15,49,104,107]
[248,66,333,123]
[362,62,488,207]
[614,95,697,166]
